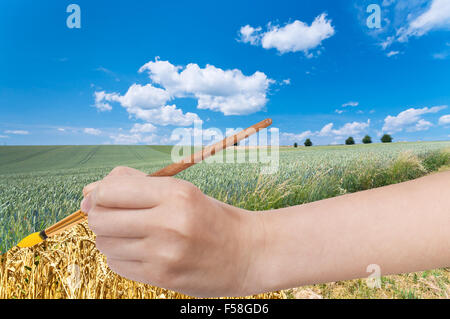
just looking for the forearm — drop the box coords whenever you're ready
[247,171,450,294]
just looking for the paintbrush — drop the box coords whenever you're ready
[16,118,273,248]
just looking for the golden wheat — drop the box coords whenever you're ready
[0,223,284,299]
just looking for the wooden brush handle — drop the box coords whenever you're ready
[45,210,86,237]
[150,118,272,177]
[45,119,272,237]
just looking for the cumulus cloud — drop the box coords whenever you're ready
[83,128,102,136]
[439,114,450,125]
[382,105,447,133]
[127,105,202,126]
[238,25,262,45]
[397,0,450,42]
[4,130,29,135]
[412,119,433,131]
[238,14,335,56]
[94,91,113,112]
[112,84,171,109]
[329,120,371,136]
[139,59,273,115]
[95,58,273,123]
[318,123,334,136]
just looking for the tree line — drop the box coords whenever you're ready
[293,134,393,147]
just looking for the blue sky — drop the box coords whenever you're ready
[1,0,449,145]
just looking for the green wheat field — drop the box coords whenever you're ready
[1,142,449,298]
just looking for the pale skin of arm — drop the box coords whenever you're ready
[81,166,450,298]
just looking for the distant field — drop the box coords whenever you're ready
[1,142,450,298]
[0,145,174,175]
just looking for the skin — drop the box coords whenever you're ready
[81,166,450,297]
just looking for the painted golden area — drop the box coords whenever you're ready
[0,222,283,299]
[16,232,43,248]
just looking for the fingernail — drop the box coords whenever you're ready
[81,195,92,213]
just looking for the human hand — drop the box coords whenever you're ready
[81,166,265,297]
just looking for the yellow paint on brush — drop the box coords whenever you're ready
[17,232,44,248]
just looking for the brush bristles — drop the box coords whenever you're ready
[16,232,44,248]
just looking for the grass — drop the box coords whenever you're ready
[1,141,450,298]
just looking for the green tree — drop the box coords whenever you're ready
[345,137,355,145]
[304,138,313,147]
[381,134,393,143]
[293,142,298,148]
[362,135,372,144]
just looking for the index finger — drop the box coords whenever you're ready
[83,166,147,197]
[91,175,183,209]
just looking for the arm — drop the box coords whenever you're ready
[82,167,450,297]
[249,170,450,293]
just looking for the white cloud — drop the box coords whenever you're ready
[238,14,335,56]
[397,0,450,42]
[335,109,344,114]
[83,128,102,136]
[130,123,157,134]
[410,119,433,131]
[318,123,334,136]
[282,79,291,85]
[380,36,395,50]
[94,91,114,112]
[342,101,359,107]
[383,105,447,133]
[112,84,171,109]
[439,114,450,125]
[95,58,272,121]
[127,104,202,126]
[4,130,29,135]
[57,128,65,132]
[138,59,273,115]
[330,120,371,136]
[0,135,9,138]
[387,50,400,57]
[238,25,262,45]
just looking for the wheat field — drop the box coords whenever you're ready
[1,143,449,299]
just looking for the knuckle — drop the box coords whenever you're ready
[174,180,200,203]
[87,212,103,235]
[93,182,107,206]
[165,242,189,266]
[109,166,130,176]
